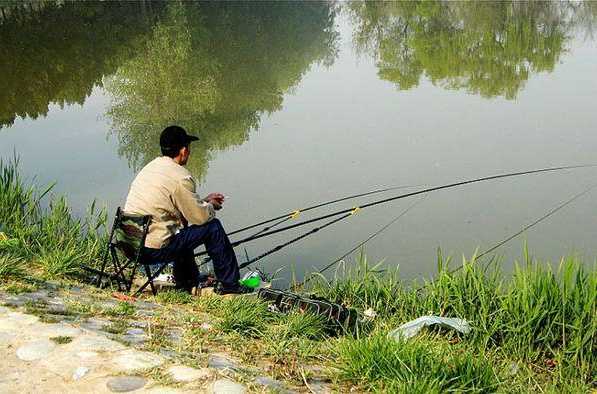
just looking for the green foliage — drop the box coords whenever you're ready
[0,253,25,280]
[0,158,106,280]
[50,336,73,344]
[104,301,136,317]
[274,312,328,341]
[311,252,597,387]
[216,296,273,337]
[36,245,84,279]
[334,333,499,392]
[155,289,193,305]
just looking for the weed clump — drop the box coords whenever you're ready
[0,157,105,281]
[50,336,73,344]
[105,301,136,316]
[217,296,272,336]
[0,253,25,280]
[155,289,193,305]
[311,252,596,390]
[334,332,499,392]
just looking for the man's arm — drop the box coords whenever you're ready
[172,176,216,226]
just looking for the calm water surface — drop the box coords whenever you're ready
[2,1,597,283]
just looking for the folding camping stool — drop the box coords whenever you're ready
[97,207,172,296]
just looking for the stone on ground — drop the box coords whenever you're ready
[208,354,240,372]
[167,365,212,382]
[112,349,164,372]
[38,322,81,337]
[106,375,147,392]
[211,378,246,394]
[16,339,56,361]
[72,366,89,380]
[71,334,125,352]
[255,375,286,390]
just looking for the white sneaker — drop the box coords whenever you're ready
[154,273,174,284]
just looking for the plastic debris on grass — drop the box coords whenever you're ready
[389,315,471,340]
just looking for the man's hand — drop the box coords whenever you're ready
[205,193,225,210]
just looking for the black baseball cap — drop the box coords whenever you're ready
[159,125,198,149]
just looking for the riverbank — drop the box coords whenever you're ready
[1,159,595,392]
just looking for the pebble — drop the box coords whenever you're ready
[38,322,81,337]
[0,306,10,314]
[212,378,246,394]
[106,376,147,392]
[3,296,26,307]
[208,354,240,372]
[200,322,213,331]
[167,365,211,382]
[255,376,285,390]
[167,328,183,343]
[80,317,111,332]
[0,332,16,343]
[76,351,98,359]
[125,328,145,336]
[135,309,154,317]
[121,334,147,345]
[112,350,164,372]
[307,381,332,394]
[72,366,89,380]
[21,290,49,302]
[129,321,148,328]
[46,302,68,314]
[134,301,158,310]
[16,339,56,361]
[72,335,125,352]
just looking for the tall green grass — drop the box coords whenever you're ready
[311,252,596,389]
[334,333,499,393]
[0,157,106,280]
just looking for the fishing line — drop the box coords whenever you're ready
[293,195,428,289]
[416,183,597,291]
[477,183,597,260]
[224,164,596,251]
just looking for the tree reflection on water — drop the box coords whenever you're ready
[1,1,595,178]
[104,1,339,179]
[348,1,596,99]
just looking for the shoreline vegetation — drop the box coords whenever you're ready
[1,158,595,392]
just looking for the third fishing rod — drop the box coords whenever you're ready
[227,164,596,251]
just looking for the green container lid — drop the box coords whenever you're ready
[239,272,261,289]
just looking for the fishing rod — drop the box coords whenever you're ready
[226,184,420,237]
[237,208,358,270]
[194,184,416,261]
[292,195,428,289]
[195,183,419,262]
[224,164,596,252]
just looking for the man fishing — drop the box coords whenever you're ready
[124,125,250,295]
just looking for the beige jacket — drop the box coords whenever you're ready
[124,156,215,249]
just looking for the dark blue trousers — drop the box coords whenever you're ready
[142,219,240,291]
